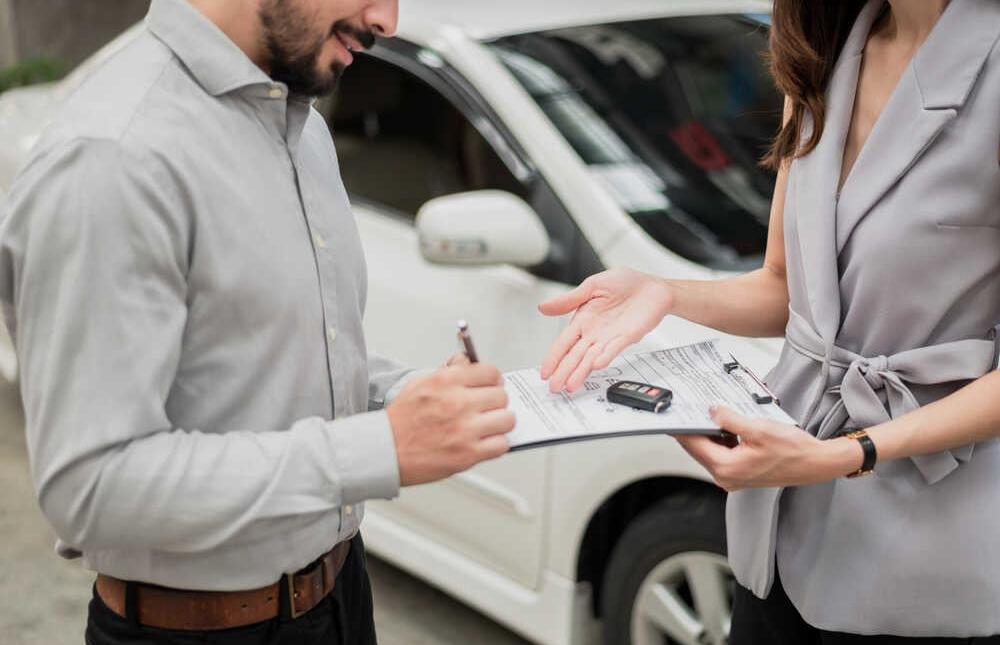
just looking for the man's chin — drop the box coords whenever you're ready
[317,63,347,95]
[303,72,341,97]
[278,65,344,97]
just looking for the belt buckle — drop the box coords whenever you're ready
[284,573,306,621]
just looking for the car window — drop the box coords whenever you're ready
[487,14,781,271]
[323,54,529,218]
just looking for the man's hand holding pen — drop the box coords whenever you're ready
[387,322,514,486]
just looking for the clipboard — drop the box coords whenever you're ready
[503,339,795,451]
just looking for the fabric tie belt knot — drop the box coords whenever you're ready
[838,353,906,427]
[852,354,888,383]
[785,310,995,484]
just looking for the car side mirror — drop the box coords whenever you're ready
[416,190,551,267]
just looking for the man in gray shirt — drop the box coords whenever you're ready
[0,0,515,642]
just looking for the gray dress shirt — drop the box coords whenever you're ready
[0,0,415,591]
[728,0,1000,636]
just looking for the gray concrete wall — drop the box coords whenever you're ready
[2,0,148,67]
[0,0,18,67]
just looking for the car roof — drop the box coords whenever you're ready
[398,0,771,42]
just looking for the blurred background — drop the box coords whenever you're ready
[0,1,782,644]
[0,1,147,85]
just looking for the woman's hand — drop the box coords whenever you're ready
[677,407,865,491]
[538,269,674,393]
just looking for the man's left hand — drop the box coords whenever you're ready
[676,407,865,491]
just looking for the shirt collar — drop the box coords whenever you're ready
[146,0,275,97]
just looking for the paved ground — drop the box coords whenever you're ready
[0,378,530,645]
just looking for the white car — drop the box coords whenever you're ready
[0,2,783,644]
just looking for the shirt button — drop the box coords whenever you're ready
[268,86,284,99]
[314,233,327,249]
[328,327,337,343]
[344,505,354,515]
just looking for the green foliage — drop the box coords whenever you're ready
[0,58,67,94]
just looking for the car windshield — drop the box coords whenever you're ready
[486,14,780,271]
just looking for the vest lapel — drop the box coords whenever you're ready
[793,0,883,343]
[836,0,1000,253]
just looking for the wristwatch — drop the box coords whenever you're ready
[844,430,877,478]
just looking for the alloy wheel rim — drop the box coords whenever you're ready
[630,551,733,645]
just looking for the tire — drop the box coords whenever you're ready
[600,493,732,645]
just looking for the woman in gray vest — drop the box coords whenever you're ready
[539,0,1000,641]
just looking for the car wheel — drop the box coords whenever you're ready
[600,494,732,645]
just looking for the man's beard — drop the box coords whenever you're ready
[258,0,375,97]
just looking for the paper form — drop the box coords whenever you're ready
[504,339,796,450]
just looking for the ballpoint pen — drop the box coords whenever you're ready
[457,320,479,364]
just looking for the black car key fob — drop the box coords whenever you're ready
[607,381,673,413]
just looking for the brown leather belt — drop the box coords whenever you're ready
[95,541,351,630]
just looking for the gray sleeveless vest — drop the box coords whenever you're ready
[727,0,1000,636]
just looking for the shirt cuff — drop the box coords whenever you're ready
[326,410,400,505]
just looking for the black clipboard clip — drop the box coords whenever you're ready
[723,354,780,406]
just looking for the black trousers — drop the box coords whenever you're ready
[85,536,377,645]
[731,573,1000,645]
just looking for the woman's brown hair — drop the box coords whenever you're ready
[763,0,869,169]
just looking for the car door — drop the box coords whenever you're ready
[321,43,597,589]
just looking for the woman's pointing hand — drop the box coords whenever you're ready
[538,268,674,393]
